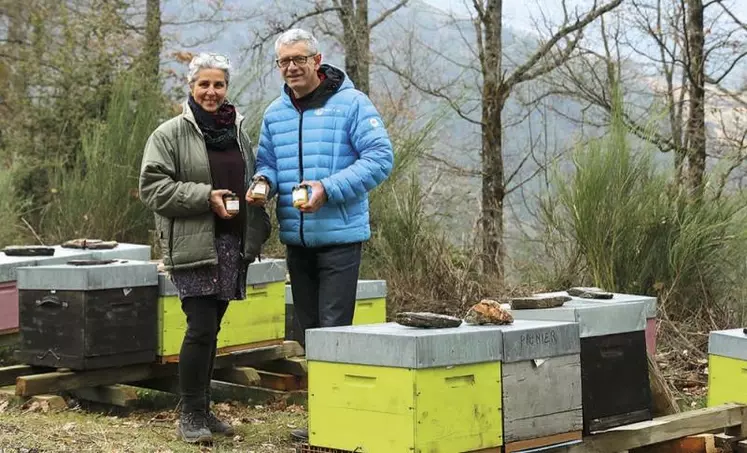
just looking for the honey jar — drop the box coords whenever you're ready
[292,184,309,208]
[223,193,240,215]
[249,176,269,200]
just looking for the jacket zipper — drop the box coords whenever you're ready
[235,118,252,294]
[297,109,307,247]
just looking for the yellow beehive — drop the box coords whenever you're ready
[285,280,387,342]
[708,328,747,407]
[305,322,505,453]
[157,258,287,361]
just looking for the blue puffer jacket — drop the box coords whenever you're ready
[255,65,394,248]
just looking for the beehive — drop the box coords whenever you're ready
[0,246,94,334]
[537,290,658,355]
[157,258,287,361]
[17,260,158,369]
[707,329,747,407]
[499,320,583,450]
[305,322,505,453]
[512,300,652,434]
[285,280,387,343]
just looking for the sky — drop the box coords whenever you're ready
[423,0,747,35]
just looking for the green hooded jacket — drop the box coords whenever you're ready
[139,101,271,271]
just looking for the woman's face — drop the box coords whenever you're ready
[191,68,227,113]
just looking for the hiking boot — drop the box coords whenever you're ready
[290,427,309,441]
[206,411,235,436]
[176,412,212,444]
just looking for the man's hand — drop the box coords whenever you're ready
[210,189,234,219]
[299,180,327,213]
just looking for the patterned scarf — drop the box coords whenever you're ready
[188,95,238,151]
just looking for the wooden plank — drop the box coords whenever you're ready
[130,376,179,395]
[256,370,306,391]
[14,342,300,397]
[259,357,308,376]
[212,367,261,387]
[630,434,716,453]
[502,355,583,442]
[0,365,51,386]
[504,431,582,452]
[70,385,139,408]
[210,380,307,406]
[157,338,284,364]
[558,404,746,453]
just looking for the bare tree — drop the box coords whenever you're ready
[252,0,409,95]
[382,0,622,283]
[543,0,747,196]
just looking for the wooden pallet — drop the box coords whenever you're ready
[0,341,308,408]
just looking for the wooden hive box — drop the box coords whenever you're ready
[285,280,388,343]
[0,247,94,335]
[16,260,158,370]
[537,290,659,356]
[157,258,287,361]
[305,322,505,453]
[708,329,747,407]
[512,299,652,434]
[499,320,583,451]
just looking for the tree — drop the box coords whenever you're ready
[382,0,622,283]
[254,0,409,95]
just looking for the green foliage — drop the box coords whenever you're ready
[530,103,747,323]
[39,73,167,244]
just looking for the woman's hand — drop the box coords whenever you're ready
[210,189,235,219]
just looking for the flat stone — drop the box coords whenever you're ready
[566,287,614,299]
[61,239,118,250]
[510,295,571,310]
[2,246,55,256]
[394,312,463,328]
[464,299,514,325]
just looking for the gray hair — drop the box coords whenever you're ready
[274,29,320,56]
[187,52,231,85]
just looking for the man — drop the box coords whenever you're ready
[246,28,393,440]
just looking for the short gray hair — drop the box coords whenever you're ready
[274,29,320,56]
[187,52,231,85]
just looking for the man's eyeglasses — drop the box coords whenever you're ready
[275,54,317,69]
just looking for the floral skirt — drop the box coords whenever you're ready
[170,234,247,302]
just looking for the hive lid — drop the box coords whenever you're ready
[246,258,287,285]
[17,260,158,290]
[88,243,152,262]
[285,279,387,305]
[511,299,647,337]
[709,329,747,361]
[535,290,657,320]
[305,322,504,368]
[499,320,580,363]
[0,255,40,283]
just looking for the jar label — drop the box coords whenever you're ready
[254,183,267,195]
[226,199,240,211]
[292,188,307,202]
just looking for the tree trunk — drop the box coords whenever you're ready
[338,0,370,94]
[480,0,506,284]
[685,0,706,196]
[143,0,162,80]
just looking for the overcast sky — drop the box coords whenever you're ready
[422,0,747,34]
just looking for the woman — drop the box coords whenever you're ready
[139,52,271,444]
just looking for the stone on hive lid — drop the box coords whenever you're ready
[510,295,571,310]
[395,312,463,328]
[464,299,514,325]
[566,287,613,299]
[535,290,657,320]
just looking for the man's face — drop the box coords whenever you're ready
[276,42,322,97]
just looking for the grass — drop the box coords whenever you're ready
[0,395,307,452]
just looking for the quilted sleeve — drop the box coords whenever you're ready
[320,94,394,204]
[255,118,279,198]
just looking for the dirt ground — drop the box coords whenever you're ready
[0,395,307,452]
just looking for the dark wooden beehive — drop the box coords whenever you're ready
[16,260,158,370]
[512,298,653,434]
